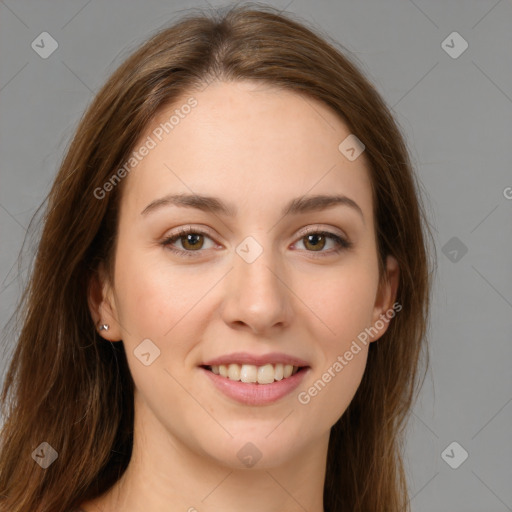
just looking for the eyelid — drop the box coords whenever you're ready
[161,225,219,252]
[296,224,348,240]
[161,224,352,257]
[163,224,349,242]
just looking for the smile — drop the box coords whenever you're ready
[200,364,310,406]
[203,363,302,384]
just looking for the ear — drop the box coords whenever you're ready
[87,262,122,342]
[369,255,400,343]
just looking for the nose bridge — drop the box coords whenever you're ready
[222,231,292,333]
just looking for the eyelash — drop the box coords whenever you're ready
[161,226,352,259]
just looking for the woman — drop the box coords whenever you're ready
[0,4,433,511]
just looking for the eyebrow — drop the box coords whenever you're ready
[141,192,364,223]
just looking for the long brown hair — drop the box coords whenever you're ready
[0,4,434,511]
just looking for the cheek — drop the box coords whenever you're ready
[291,263,377,425]
[296,285,372,431]
[112,243,207,339]
[113,262,168,336]
[112,248,209,401]
[301,347,369,431]
[298,261,379,345]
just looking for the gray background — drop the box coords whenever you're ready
[1,1,511,510]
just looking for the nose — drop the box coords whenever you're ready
[220,244,293,336]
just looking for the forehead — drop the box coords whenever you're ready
[121,80,373,221]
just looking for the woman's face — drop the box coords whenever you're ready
[92,80,398,469]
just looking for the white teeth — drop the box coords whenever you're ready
[274,363,284,381]
[209,363,301,384]
[283,364,293,378]
[257,364,275,384]
[240,364,257,383]
[227,363,241,380]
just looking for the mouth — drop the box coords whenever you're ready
[200,363,309,385]
[199,362,311,406]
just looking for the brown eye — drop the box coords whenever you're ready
[161,227,216,258]
[180,233,205,250]
[303,233,327,251]
[294,230,352,258]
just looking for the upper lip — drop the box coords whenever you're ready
[201,351,310,368]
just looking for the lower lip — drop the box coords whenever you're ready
[200,366,310,406]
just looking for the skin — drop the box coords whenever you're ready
[84,80,399,512]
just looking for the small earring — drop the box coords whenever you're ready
[99,323,110,331]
